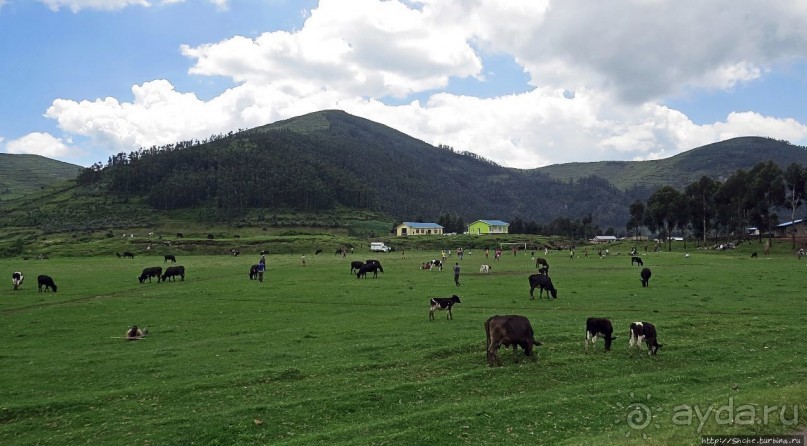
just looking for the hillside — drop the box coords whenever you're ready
[535,137,807,190]
[0,153,82,200]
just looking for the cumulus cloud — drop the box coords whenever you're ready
[38,0,807,168]
[38,0,227,12]
[5,132,77,158]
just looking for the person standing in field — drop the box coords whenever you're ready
[257,255,266,282]
[453,262,461,287]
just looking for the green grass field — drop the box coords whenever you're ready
[1,244,805,445]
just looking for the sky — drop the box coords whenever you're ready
[1,0,807,170]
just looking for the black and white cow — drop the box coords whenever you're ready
[629,321,663,355]
[138,266,163,283]
[429,295,461,321]
[428,259,443,271]
[631,256,644,266]
[535,258,549,273]
[528,273,557,299]
[485,314,542,366]
[12,272,24,290]
[585,317,616,352]
[162,265,185,282]
[640,267,652,287]
[37,275,57,292]
[350,261,364,274]
[122,251,135,259]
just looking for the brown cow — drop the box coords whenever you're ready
[485,315,542,366]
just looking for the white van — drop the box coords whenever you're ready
[370,242,391,253]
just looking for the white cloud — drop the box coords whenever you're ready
[38,0,228,12]
[36,0,807,168]
[5,132,77,158]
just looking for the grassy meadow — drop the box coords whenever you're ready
[1,242,805,445]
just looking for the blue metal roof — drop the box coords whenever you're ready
[776,219,804,227]
[478,220,509,226]
[401,222,443,229]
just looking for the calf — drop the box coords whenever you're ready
[350,261,364,274]
[585,317,616,352]
[485,315,542,366]
[528,273,558,299]
[356,263,383,279]
[162,265,185,282]
[535,257,549,273]
[12,272,24,290]
[429,295,461,321]
[631,256,644,266]
[640,267,652,287]
[138,266,162,283]
[164,254,176,263]
[479,264,491,274]
[629,321,663,355]
[249,264,260,280]
[122,251,135,259]
[37,274,57,292]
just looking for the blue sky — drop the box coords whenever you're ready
[1,0,806,169]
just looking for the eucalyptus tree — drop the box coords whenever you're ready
[783,163,807,248]
[715,169,753,242]
[626,199,646,244]
[646,186,685,251]
[684,176,719,245]
[748,161,785,243]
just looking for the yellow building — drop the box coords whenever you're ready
[467,220,509,235]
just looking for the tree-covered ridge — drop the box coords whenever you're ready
[77,110,636,228]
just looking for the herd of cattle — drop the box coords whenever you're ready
[10,249,660,367]
[425,255,661,367]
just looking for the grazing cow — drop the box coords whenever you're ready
[122,251,135,259]
[115,252,121,258]
[429,295,461,321]
[350,261,364,274]
[640,267,652,287]
[315,249,323,255]
[751,252,758,258]
[528,274,558,299]
[356,263,384,279]
[164,254,176,263]
[138,266,162,283]
[631,256,644,266]
[585,317,616,352]
[12,272,24,290]
[479,264,492,273]
[176,233,184,238]
[427,259,442,271]
[249,264,260,280]
[162,265,185,282]
[485,315,542,366]
[37,275,57,292]
[535,257,549,273]
[629,321,663,355]
[230,249,240,257]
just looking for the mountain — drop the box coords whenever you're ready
[3,111,806,232]
[535,137,807,190]
[0,153,83,200]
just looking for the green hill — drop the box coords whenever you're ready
[0,153,82,200]
[535,136,807,190]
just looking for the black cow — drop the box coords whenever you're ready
[631,256,644,266]
[138,266,163,283]
[122,251,135,259]
[640,267,652,287]
[162,265,185,282]
[176,233,184,238]
[12,272,24,290]
[528,274,557,299]
[429,295,461,321]
[249,264,259,280]
[356,263,384,279]
[585,317,617,352]
[629,321,663,355]
[315,249,323,255]
[535,257,549,273]
[164,255,176,263]
[37,275,57,292]
[485,315,542,366]
[350,261,365,274]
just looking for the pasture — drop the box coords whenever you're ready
[1,247,805,445]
